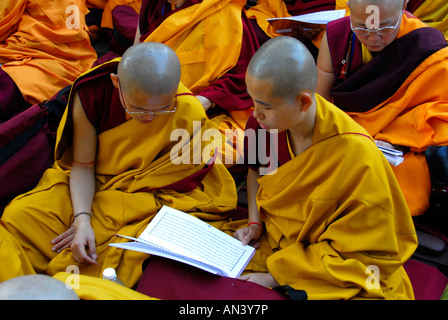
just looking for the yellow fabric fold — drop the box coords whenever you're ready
[143,0,245,94]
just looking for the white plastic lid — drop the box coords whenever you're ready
[103,268,117,280]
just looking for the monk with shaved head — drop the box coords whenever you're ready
[316,0,448,217]
[1,42,237,288]
[230,36,418,299]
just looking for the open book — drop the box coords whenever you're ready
[267,9,346,34]
[377,145,404,166]
[110,206,255,278]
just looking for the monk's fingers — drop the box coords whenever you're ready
[233,227,249,242]
[51,226,76,245]
[71,241,97,265]
[51,233,75,253]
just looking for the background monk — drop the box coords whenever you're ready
[0,0,97,121]
[137,0,260,166]
[245,0,350,59]
[229,36,417,299]
[1,42,237,288]
[316,0,448,217]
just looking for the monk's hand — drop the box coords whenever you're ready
[195,95,213,111]
[51,224,76,253]
[233,223,263,246]
[238,272,279,288]
[291,24,322,42]
[71,214,98,265]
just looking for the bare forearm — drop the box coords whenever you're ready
[247,168,262,224]
[69,164,96,215]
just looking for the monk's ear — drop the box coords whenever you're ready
[110,73,119,88]
[297,92,313,112]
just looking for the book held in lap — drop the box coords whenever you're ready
[110,206,255,278]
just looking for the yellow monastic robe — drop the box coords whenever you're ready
[413,0,448,38]
[53,272,157,300]
[0,222,35,282]
[226,95,418,300]
[0,0,97,105]
[1,59,237,288]
[143,0,252,166]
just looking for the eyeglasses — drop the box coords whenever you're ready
[350,11,402,36]
[118,80,177,117]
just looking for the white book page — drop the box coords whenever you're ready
[267,9,346,25]
[138,206,254,278]
[109,241,224,276]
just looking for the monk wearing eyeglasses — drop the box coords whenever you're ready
[136,0,260,166]
[1,42,237,287]
[316,0,448,217]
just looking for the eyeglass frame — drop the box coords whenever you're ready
[118,79,177,117]
[350,10,403,36]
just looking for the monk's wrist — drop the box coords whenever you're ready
[73,211,92,224]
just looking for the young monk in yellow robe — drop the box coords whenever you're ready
[316,0,448,216]
[0,0,97,115]
[230,36,417,300]
[137,0,260,166]
[1,43,237,288]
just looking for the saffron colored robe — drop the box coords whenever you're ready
[0,222,35,282]
[140,0,259,166]
[0,0,97,106]
[225,95,417,300]
[1,58,237,288]
[408,0,448,38]
[325,13,448,216]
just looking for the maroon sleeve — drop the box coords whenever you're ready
[76,74,126,134]
[198,11,260,112]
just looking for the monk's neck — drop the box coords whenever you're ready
[287,104,316,156]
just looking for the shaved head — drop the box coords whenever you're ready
[0,275,79,300]
[349,0,405,11]
[247,36,317,103]
[118,42,181,97]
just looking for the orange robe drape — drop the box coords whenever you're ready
[0,0,97,105]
